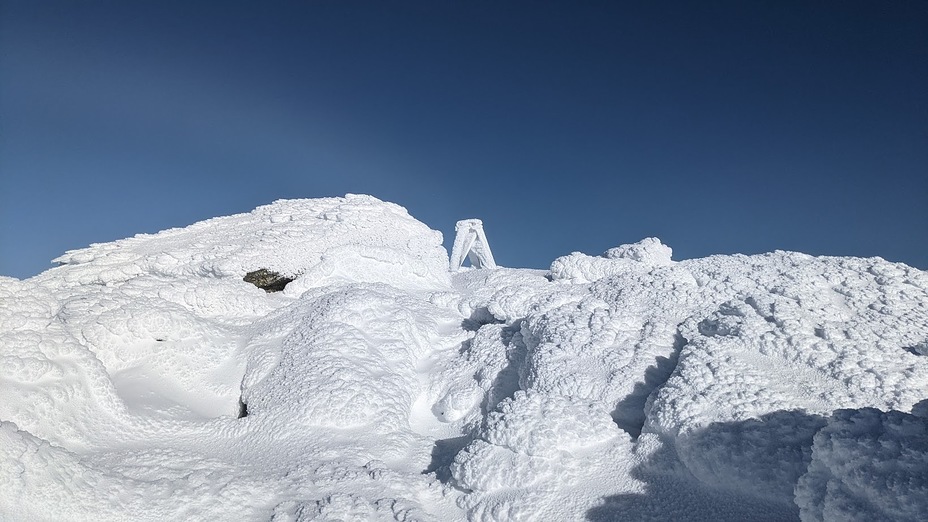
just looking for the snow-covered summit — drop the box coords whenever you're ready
[48,194,451,293]
[1,196,926,521]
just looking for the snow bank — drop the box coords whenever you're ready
[0,195,462,520]
[1,199,926,521]
[642,252,928,509]
[443,245,927,519]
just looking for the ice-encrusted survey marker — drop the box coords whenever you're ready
[449,219,497,272]
[1,195,926,521]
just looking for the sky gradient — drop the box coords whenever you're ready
[2,1,926,278]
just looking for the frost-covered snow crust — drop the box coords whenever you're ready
[1,196,926,521]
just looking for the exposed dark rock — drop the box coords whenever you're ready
[243,269,293,293]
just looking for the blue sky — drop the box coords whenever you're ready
[2,1,926,278]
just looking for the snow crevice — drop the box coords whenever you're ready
[613,331,686,440]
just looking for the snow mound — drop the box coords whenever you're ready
[641,253,928,510]
[549,237,674,283]
[51,194,450,293]
[604,237,674,264]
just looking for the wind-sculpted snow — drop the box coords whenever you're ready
[641,253,928,512]
[50,194,450,294]
[549,237,675,283]
[444,243,927,519]
[795,407,928,522]
[0,196,461,520]
[1,196,926,521]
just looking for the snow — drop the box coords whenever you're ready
[795,407,928,522]
[1,195,926,521]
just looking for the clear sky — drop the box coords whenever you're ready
[2,1,926,278]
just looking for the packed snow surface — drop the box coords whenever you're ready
[1,195,926,521]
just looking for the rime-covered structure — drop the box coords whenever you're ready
[449,219,497,271]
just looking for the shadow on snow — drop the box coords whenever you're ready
[587,409,827,522]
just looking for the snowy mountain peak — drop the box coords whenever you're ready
[47,195,451,292]
[1,196,926,521]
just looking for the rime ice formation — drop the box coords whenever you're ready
[795,407,928,522]
[449,219,497,271]
[1,195,926,521]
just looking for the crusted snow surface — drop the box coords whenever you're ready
[1,196,927,521]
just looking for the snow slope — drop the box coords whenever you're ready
[1,196,926,521]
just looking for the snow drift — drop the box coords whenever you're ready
[0,195,926,521]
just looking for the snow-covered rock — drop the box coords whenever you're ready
[51,194,451,293]
[549,237,675,284]
[1,195,926,521]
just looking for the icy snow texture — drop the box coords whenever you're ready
[795,407,928,522]
[1,195,926,521]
